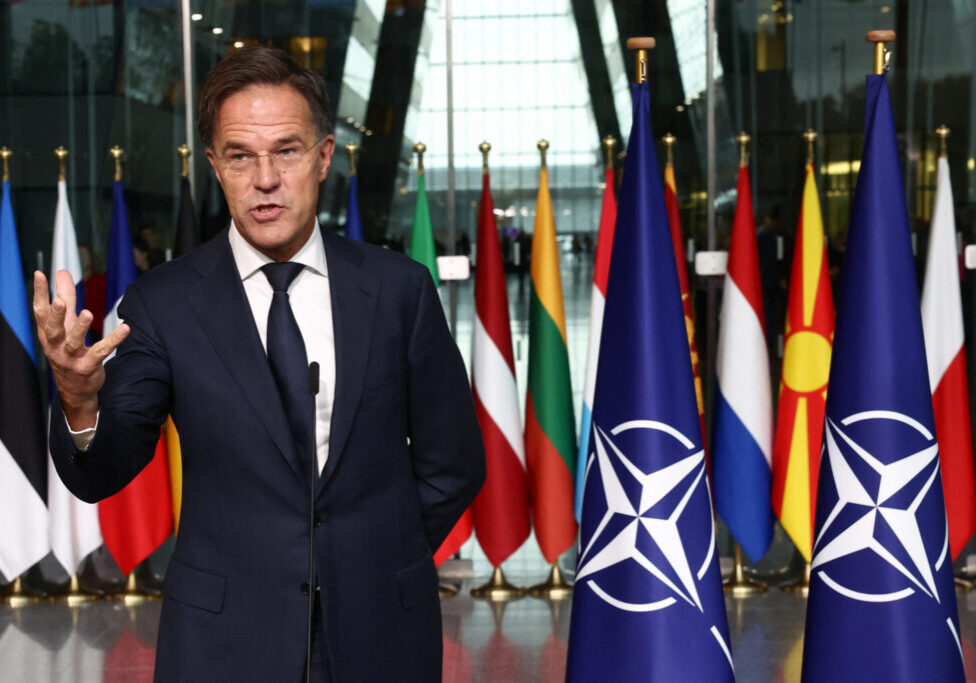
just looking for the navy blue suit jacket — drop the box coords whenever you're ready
[50,228,485,682]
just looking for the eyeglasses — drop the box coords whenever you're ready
[217,139,323,176]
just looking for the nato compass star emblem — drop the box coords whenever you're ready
[813,410,952,603]
[576,420,731,667]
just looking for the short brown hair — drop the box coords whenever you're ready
[198,46,334,147]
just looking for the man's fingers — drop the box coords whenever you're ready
[54,270,78,327]
[44,297,68,345]
[32,271,50,329]
[90,323,130,362]
[64,310,93,355]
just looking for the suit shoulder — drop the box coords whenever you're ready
[325,233,430,284]
[125,234,226,300]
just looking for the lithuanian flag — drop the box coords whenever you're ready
[771,160,834,561]
[526,152,577,564]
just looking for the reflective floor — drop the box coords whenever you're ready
[6,582,976,681]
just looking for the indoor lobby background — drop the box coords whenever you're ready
[3,0,976,680]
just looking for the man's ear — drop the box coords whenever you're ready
[317,136,336,183]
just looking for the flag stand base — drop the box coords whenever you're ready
[954,577,974,592]
[3,577,38,608]
[780,563,811,597]
[120,571,150,606]
[471,567,524,601]
[723,545,767,596]
[528,563,573,600]
[64,575,98,606]
[438,582,460,598]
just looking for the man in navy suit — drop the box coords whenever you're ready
[34,46,485,682]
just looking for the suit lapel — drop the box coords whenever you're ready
[185,231,308,488]
[320,231,378,491]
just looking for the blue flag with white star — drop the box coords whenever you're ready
[566,81,732,683]
[801,74,964,682]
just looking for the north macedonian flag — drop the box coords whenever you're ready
[526,157,577,564]
[772,159,834,562]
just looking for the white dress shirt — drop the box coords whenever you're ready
[71,222,337,474]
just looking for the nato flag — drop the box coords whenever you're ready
[801,74,964,681]
[566,81,732,682]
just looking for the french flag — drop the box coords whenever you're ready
[712,164,774,562]
[574,163,616,520]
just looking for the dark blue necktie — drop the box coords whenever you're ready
[262,262,315,479]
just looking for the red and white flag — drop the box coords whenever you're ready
[469,169,531,568]
[921,152,976,560]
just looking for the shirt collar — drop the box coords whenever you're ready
[228,220,328,282]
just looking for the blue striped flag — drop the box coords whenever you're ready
[345,174,363,241]
[712,162,774,562]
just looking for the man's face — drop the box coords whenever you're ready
[206,83,335,262]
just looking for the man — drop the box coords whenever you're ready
[34,47,485,682]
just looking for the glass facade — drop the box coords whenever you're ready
[3,0,976,582]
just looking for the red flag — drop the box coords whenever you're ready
[470,170,531,567]
[921,153,976,559]
[434,511,472,567]
[98,428,173,575]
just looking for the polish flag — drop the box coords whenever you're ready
[921,153,976,560]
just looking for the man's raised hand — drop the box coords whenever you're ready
[33,269,130,430]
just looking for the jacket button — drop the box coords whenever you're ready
[313,516,322,528]
[70,453,79,465]
[301,582,310,596]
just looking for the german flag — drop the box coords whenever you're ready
[771,160,834,561]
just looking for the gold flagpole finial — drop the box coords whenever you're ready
[109,146,124,182]
[803,129,818,164]
[736,131,750,168]
[177,144,191,178]
[479,141,491,175]
[345,142,359,176]
[413,142,426,176]
[661,133,676,167]
[866,30,895,75]
[602,135,617,171]
[537,139,549,170]
[935,125,950,157]
[1,147,11,183]
[625,37,655,84]
[55,146,68,182]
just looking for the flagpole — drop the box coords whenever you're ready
[469,140,528,602]
[721,131,769,597]
[178,143,191,179]
[2,576,37,608]
[524,137,575,601]
[1,146,10,183]
[108,146,153,605]
[345,142,358,177]
[51,145,98,607]
[780,128,819,598]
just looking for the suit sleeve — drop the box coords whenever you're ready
[50,285,172,503]
[405,270,486,551]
